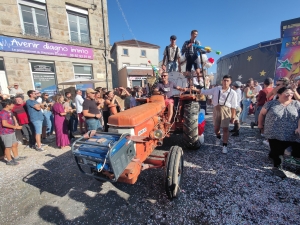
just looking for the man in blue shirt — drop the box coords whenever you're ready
[26,90,45,152]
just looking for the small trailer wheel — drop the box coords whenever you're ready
[164,146,184,199]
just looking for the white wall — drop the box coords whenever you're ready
[116,46,159,70]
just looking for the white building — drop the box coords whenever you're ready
[110,39,159,88]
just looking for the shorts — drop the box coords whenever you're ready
[186,55,199,72]
[235,106,241,121]
[78,113,84,123]
[85,118,102,131]
[213,105,231,128]
[1,133,17,148]
[165,98,174,106]
[31,120,43,134]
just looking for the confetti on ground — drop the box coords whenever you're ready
[0,110,299,224]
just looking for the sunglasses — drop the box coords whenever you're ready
[45,95,49,96]
[276,84,280,86]
[284,92,294,96]
[161,75,168,77]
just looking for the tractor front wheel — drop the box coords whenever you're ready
[164,146,184,199]
[183,101,201,149]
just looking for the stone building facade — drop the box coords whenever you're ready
[0,0,111,96]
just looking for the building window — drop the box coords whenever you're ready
[141,50,146,57]
[30,61,57,96]
[123,49,128,56]
[73,64,93,90]
[18,0,50,38]
[66,5,90,44]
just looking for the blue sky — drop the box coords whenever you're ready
[107,0,300,73]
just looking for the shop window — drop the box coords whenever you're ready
[67,5,90,44]
[141,50,146,57]
[123,49,128,56]
[30,61,57,96]
[73,64,93,90]
[18,0,50,38]
[0,59,4,71]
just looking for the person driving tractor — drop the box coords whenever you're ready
[154,71,187,123]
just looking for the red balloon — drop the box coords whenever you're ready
[208,58,214,64]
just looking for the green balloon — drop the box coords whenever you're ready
[216,51,221,55]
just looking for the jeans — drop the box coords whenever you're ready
[69,114,78,133]
[43,110,53,135]
[254,106,263,124]
[85,118,102,131]
[240,99,251,123]
[199,100,207,114]
[21,124,35,147]
[167,61,178,72]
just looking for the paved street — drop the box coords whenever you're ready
[1,110,300,225]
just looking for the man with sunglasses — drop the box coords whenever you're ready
[82,88,102,131]
[154,72,186,123]
[162,35,181,73]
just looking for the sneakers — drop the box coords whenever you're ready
[36,147,46,152]
[222,146,228,154]
[272,167,287,178]
[6,160,19,166]
[215,138,221,146]
[284,157,300,166]
[263,140,270,148]
[231,131,239,137]
[14,156,27,161]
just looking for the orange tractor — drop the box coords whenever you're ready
[72,90,205,199]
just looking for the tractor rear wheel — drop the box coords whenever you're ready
[183,101,201,149]
[164,146,184,199]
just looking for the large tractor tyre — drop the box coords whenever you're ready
[183,101,201,150]
[164,146,184,199]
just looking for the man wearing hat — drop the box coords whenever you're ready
[8,83,24,97]
[230,81,242,136]
[162,35,181,73]
[82,88,102,131]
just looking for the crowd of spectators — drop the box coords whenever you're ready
[0,85,148,166]
[230,75,300,178]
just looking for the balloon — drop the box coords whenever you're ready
[208,58,214,64]
[192,44,221,55]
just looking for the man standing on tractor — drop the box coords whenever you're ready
[181,30,202,79]
[162,35,181,73]
[154,71,186,124]
[193,75,237,154]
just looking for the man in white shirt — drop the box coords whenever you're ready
[8,83,24,97]
[230,81,242,137]
[194,75,237,153]
[253,80,262,94]
[75,89,85,134]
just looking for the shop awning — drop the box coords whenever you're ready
[58,78,102,85]
[126,68,153,76]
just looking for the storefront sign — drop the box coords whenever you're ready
[0,35,93,59]
[129,76,147,80]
